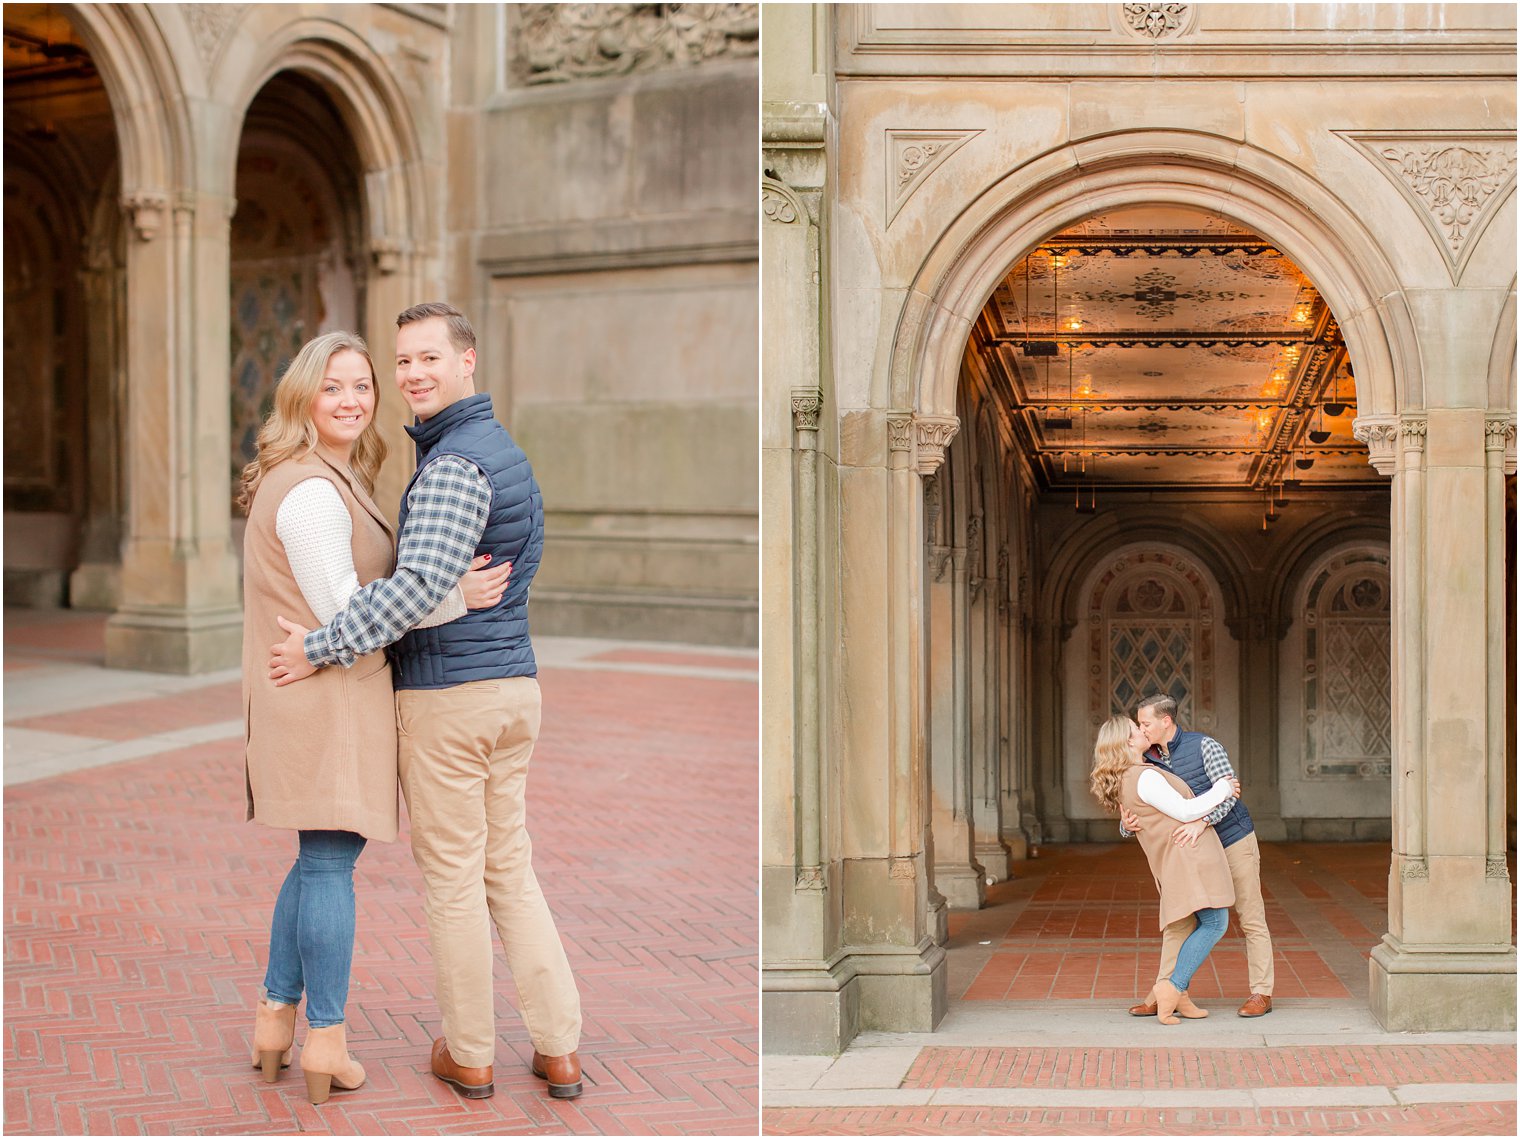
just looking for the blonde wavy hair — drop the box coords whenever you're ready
[1090,715,1141,815]
[237,331,387,513]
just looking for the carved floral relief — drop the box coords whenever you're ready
[514,4,758,85]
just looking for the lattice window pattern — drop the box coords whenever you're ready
[1304,555,1391,778]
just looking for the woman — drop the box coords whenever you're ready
[1090,715,1241,1025]
[239,331,505,1104]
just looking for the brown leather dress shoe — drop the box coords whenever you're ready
[1128,993,1158,1016]
[431,1037,494,1099]
[1237,993,1273,1017]
[530,1050,584,1099]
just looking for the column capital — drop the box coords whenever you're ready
[887,410,915,457]
[122,191,170,241]
[1352,414,1399,474]
[914,413,958,475]
[1485,413,1516,472]
[791,388,823,433]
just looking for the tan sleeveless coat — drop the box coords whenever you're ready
[241,444,399,841]
[1120,764,1235,930]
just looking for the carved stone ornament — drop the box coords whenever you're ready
[914,415,959,476]
[1119,3,1193,40]
[1352,416,1399,476]
[923,474,942,538]
[1487,856,1511,881]
[761,178,803,226]
[1341,133,1518,282]
[1485,415,1517,450]
[889,856,915,880]
[1400,417,1428,450]
[887,412,915,454]
[123,192,169,242]
[795,864,825,892]
[886,130,982,226]
[184,4,244,74]
[370,237,402,276]
[791,389,823,433]
[1401,856,1429,881]
[514,4,759,86]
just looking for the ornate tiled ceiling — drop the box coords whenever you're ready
[972,205,1370,490]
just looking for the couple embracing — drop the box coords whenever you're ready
[238,303,582,1104]
[1091,695,1275,1024]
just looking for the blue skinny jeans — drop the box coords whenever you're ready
[1169,906,1230,991]
[263,829,367,1028]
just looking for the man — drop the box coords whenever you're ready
[269,302,584,1099]
[1120,693,1274,1018]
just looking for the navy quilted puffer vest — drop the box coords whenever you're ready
[390,393,542,690]
[1148,729,1254,849]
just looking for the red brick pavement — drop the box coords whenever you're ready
[762,1103,1519,1136]
[956,843,1373,1001]
[4,658,758,1135]
[902,1044,1518,1088]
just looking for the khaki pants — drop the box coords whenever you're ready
[1156,831,1274,996]
[397,678,582,1067]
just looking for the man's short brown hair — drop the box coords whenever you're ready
[1137,694,1178,722]
[396,302,476,354]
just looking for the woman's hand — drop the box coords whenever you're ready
[460,554,511,609]
[1230,778,1242,799]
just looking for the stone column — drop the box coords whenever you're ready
[1227,611,1287,840]
[105,190,242,673]
[1357,412,1516,1030]
[69,242,126,610]
[971,535,1012,881]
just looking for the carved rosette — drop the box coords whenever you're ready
[514,4,759,85]
[1342,133,1517,281]
[123,192,169,242]
[914,415,959,476]
[885,130,981,225]
[791,389,823,433]
[1352,416,1399,476]
[1401,857,1430,881]
[1118,3,1193,40]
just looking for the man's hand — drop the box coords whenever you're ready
[269,616,317,687]
[460,554,511,609]
[1171,817,1209,847]
[1231,777,1242,799]
[1120,805,1144,833]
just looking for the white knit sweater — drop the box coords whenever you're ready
[275,477,465,628]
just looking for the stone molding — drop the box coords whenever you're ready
[1339,132,1517,282]
[1116,3,1195,41]
[123,192,169,242]
[513,4,759,86]
[795,865,825,891]
[369,237,402,275]
[791,389,823,433]
[914,414,959,475]
[1352,415,1399,476]
[885,130,982,225]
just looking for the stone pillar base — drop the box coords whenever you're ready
[926,895,949,946]
[853,942,948,1034]
[976,841,1012,883]
[3,569,68,608]
[1251,813,1288,842]
[1003,831,1029,863]
[1369,936,1516,1031]
[68,562,121,611]
[105,606,243,674]
[762,964,861,1055]
[934,863,986,910]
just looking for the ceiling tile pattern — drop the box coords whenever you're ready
[971,206,1370,490]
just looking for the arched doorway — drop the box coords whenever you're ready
[895,132,1510,1032]
[229,71,365,524]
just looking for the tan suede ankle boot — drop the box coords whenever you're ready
[300,1024,366,1104]
[250,999,296,1082]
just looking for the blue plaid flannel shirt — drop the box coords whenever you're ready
[1119,734,1238,837]
[303,455,491,668]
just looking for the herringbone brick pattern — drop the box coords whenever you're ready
[902,1044,1518,1088]
[763,1103,1519,1135]
[5,646,758,1135]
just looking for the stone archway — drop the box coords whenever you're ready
[888,131,1512,1032]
